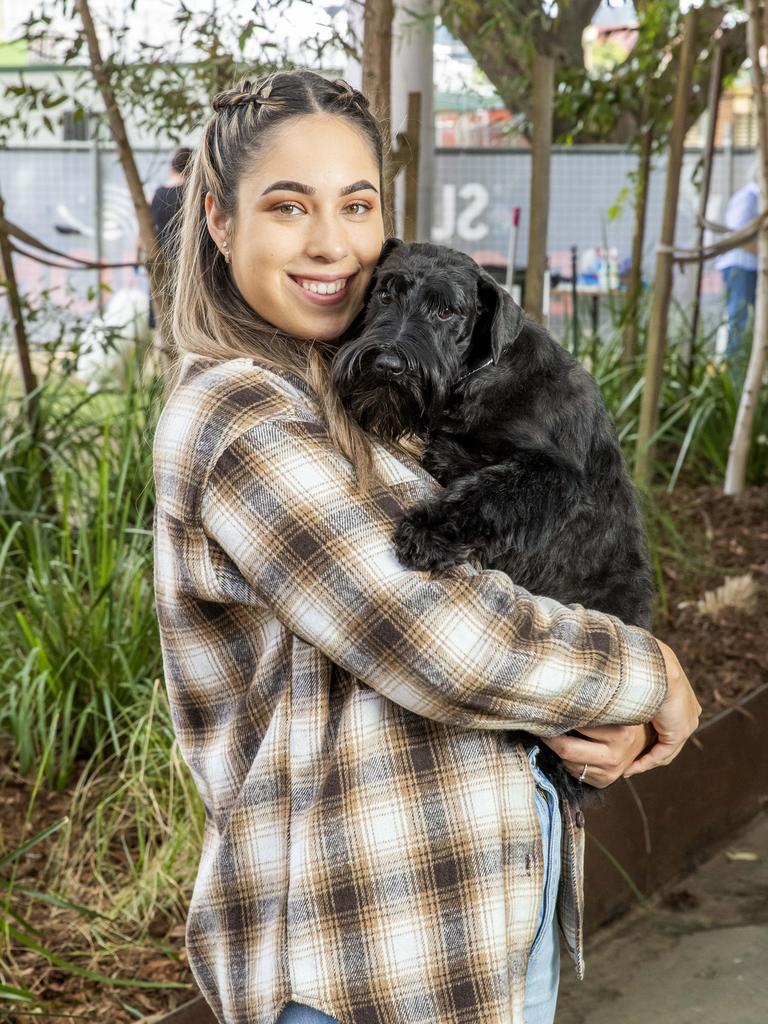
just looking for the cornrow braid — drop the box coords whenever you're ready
[331,78,370,107]
[211,78,283,114]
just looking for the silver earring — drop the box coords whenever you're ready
[222,243,231,264]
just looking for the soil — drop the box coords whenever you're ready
[0,743,193,1022]
[651,485,768,722]
[1,484,766,1023]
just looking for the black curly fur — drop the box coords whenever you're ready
[331,239,656,809]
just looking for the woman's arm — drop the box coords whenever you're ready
[198,409,669,737]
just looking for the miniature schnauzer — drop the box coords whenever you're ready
[331,239,656,808]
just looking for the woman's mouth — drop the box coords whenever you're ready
[288,272,356,306]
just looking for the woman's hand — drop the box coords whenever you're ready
[622,639,701,778]
[541,723,655,789]
[541,639,701,786]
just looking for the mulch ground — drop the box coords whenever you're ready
[651,485,768,721]
[1,483,766,1022]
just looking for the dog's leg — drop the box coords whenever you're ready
[395,456,590,571]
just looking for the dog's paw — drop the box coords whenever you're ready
[394,503,473,571]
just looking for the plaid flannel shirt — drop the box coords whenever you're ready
[152,354,668,1024]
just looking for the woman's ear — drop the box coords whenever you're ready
[204,192,230,255]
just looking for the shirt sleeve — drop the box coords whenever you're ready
[199,412,668,736]
[725,185,759,231]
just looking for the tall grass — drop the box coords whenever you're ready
[1,347,202,1012]
[1,352,162,788]
[565,296,768,490]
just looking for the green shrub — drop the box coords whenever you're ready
[0,352,162,788]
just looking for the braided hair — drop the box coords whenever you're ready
[165,70,390,489]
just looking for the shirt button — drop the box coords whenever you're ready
[575,810,585,828]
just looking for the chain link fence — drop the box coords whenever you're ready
[0,144,756,347]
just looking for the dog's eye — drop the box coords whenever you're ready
[378,290,392,304]
[436,307,457,320]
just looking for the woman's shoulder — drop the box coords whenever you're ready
[153,354,320,522]
[157,354,319,439]
[171,353,315,409]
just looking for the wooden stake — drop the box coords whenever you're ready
[622,100,652,370]
[75,0,168,334]
[363,0,395,233]
[634,8,700,487]
[525,53,554,324]
[0,187,54,504]
[391,92,421,242]
[725,1,768,495]
[684,35,724,382]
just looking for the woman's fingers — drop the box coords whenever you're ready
[558,760,613,789]
[545,723,655,787]
[543,724,646,776]
[542,733,609,765]
[623,640,701,779]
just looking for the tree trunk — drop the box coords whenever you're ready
[684,35,724,384]
[74,0,169,336]
[0,193,37,405]
[363,0,395,233]
[634,7,699,488]
[725,1,768,495]
[0,189,54,502]
[622,116,653,369]
[525,52,553,324]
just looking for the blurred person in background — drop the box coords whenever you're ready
[139,146,193,329]
[715,162,760,362]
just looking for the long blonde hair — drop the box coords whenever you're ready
[162,70,392,488]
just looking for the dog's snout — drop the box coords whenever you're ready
[373,352,406,377]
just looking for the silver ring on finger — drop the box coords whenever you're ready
[579,763,589,782]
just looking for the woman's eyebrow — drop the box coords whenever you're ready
[260,179,379,197]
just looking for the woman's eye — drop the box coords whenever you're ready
[436,307,456,320]
[274,202,303,216]
[345,202,370,215]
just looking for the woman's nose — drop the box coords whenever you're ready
[304,210,348,262]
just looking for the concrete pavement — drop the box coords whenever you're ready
[555,811,768,1023]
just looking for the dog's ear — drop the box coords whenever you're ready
[379,237,403,264]
[473,268,525,364]
[363,238,403,300]
[338,239,404,342]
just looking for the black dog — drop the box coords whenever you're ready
[331,239,655,807]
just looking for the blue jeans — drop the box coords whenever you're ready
[522,744,562,1023]
[722,266,757,360]
[276,745,562,1024]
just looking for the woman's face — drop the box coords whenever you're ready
[205,113,385,341]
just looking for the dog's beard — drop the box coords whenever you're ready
[332,333,451,441]
[345,380,423,440]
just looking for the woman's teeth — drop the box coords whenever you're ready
[297,277,348,295]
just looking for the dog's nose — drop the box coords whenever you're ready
[373,352,406,376]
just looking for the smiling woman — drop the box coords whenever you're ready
[165,70,388,485]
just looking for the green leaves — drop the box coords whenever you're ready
[0,345,162,788]
[0,1,340,146]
